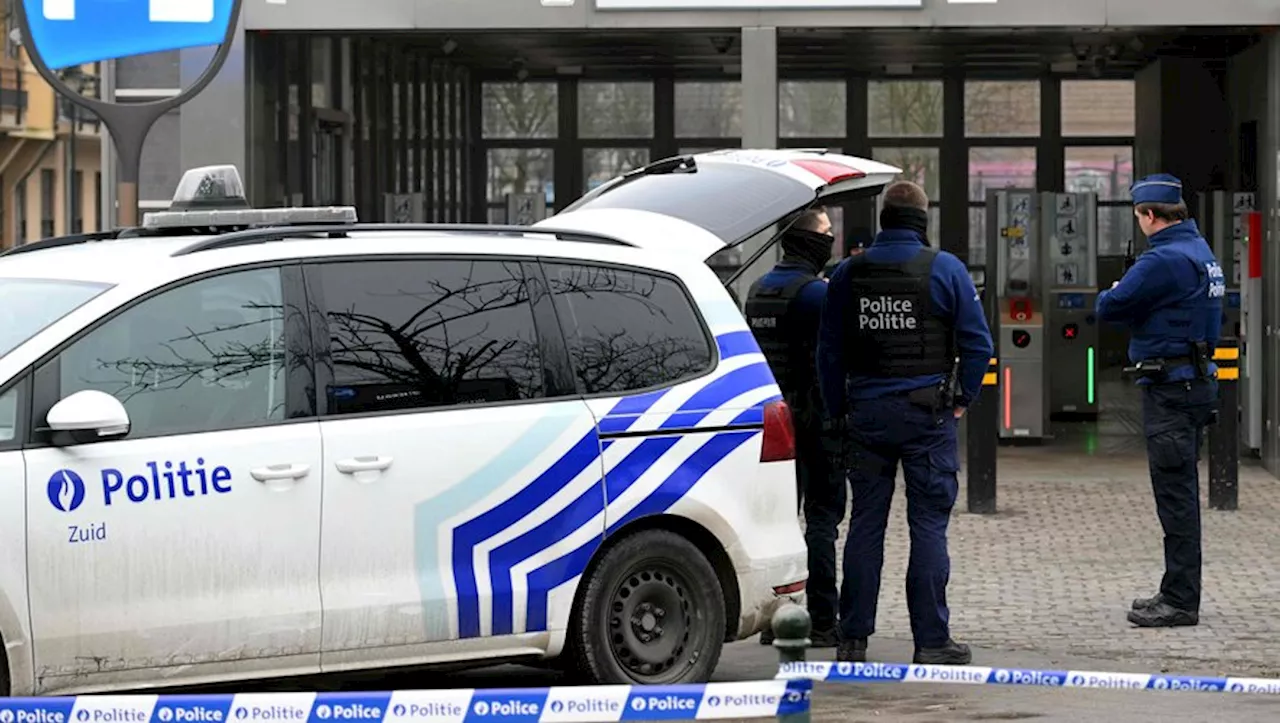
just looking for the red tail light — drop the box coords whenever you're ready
[760,400,796,463]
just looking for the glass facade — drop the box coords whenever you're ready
[245,37,1136,257]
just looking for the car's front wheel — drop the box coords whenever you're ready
[570,529,726,685]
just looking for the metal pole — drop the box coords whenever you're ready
[771,604,812,723]
[966,356,999,513]
[1208,339,1240,511]
[100,60,117,230]
[66,100,76,232]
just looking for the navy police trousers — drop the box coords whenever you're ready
[839,394,959,649]
[1142,378,1217,613]
[795,414,847,632]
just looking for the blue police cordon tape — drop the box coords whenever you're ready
[0,680,813,723]
[777,661,1280,695]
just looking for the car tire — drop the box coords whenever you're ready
[571,529,726,686]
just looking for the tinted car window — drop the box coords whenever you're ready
[56,268,288,438]
[544,262,713,395]
[317,259,544,415]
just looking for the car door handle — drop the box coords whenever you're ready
[335,456,393,474]
[250,463,311,482]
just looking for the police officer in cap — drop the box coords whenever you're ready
[1097,174,1222,628]
[746,206,844,648]
[817,181,993,665]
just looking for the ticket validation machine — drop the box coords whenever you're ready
[1043,192,1100,418]
[987,189,1049,441]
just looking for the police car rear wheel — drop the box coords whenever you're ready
[572,529,725,686]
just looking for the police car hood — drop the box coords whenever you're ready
[540,149,900,259]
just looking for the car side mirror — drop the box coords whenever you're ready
[45,390,130,445]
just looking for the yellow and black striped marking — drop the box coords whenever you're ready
[1214,345,1239,381]
[982,357,998,386]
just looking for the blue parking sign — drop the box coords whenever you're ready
[22,0,237,70]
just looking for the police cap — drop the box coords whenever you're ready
[1130,173,1183,205]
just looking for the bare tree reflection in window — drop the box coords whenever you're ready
[482,83,558,139]
[546,264,713,395]
[59,268,291,436]
[320,260,544,414]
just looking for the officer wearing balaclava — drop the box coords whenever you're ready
[744,206,844,650]
[818,181,993,667]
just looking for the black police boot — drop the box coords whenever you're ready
[810,626,840,649]
[759,628,774,645]
[1131,592,1165,610]
[835,638,867,662]
[913,639,972,666]
[1127,601,1198,628]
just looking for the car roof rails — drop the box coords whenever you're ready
[171,223,634,257]
[0,229,128,257]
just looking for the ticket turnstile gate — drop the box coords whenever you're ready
[1044,192,1100,419]
[986,189,1049,441]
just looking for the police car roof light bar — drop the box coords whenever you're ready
[171,223,635,257]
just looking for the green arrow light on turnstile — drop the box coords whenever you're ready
[1087,346,1095,405]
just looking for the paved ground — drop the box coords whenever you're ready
[826,377,1280,679]
[211,374,1280,719]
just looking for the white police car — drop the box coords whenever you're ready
[0,150,899,696]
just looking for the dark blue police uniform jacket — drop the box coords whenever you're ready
[755,260,828,364]
[816,230,994,416]
[1096,219,1223,383]
[814,228,993,649]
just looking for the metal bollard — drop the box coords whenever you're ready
[1208,340,1240,511]
[966,357,1000,514]
[771,604,812,723]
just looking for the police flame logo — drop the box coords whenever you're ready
[47,469,87,513]
[0,709,14,723]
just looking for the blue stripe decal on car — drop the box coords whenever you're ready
[490,385,777,634]
[597,387,669,436]
[716,330,760,359]
[452,431,601,638]
[452,390,669,638]
[522,429,760,632]
[447,332,780,638]
[658,363,774,430]
[487,395,777,635]
[414,408,581,641]
[488,435,680,635]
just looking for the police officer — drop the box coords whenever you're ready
[1097,174,1222,628]
[817,181,993,665]
[746,206,844,648]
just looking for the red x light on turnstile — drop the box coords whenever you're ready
[1062,323,1078,340]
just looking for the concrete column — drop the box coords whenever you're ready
[731,25,778,305]
[740,26,777,150]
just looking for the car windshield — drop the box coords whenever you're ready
[0,277,112,359]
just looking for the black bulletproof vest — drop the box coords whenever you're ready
[843,247,954,378]
[744,274,816,402]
